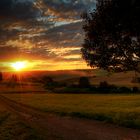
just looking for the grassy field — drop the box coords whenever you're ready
[2,93,140,129]
[0,103,41,140]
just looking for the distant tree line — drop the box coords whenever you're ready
[42,76,140,94]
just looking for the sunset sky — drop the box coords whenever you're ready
[0,0,96,71]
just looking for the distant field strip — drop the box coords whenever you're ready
[2,94,140,128]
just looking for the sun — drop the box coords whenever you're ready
[11,61,27,71]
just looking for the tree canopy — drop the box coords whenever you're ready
[82,0,140,72]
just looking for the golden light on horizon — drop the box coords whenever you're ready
[11,61,28,71]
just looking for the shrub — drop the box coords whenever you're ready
[79,77,90,88]
[132,87,139,93]
[118,87,131,93]
[99,81,109,87]
[43,76,55,90]
[98,81,110,93]
[109,85,119,93]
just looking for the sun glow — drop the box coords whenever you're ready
[11,61,28,71]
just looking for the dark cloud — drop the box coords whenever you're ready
[0,0,40,20]
[43,0,96,20]
[34,21,84,48]
[0,0,96,70]
[0,0,53,44]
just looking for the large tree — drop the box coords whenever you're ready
[82,0,140,72]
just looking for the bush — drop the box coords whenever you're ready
[108,85,119,93]
[99,81,109,87]
[42,76,55,90]
[98,81,110,93]
[79,77,90,88]
[132,87,139,93]
[118,87,131,93]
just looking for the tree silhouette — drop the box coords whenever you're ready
[79,77,90,88]
[11,74,18,82]
[43,76,55,89]
[0,72,3,82]
[82,0,140,72]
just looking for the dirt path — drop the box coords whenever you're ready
[0,95,140,140]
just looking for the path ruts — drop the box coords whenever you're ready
[0,95,140,140]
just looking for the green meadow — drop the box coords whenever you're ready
[2,93,140,129]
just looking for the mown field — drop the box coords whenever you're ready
[0,103,41,140]
[2,93,140,129]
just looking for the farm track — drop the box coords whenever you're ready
[0,95,140,140]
